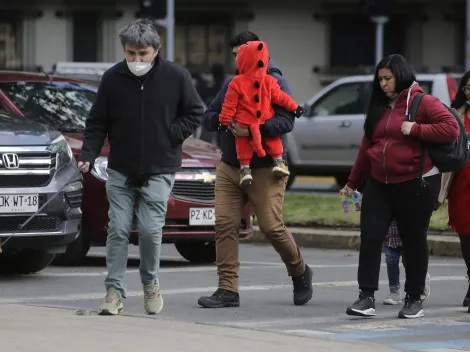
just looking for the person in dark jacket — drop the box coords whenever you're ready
[78,19,204,316]
[197,31,313,309]
[343,54,459,320]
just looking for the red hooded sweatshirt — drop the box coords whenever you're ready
[347,83,459,190]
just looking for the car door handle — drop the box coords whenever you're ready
[338,120,351,128]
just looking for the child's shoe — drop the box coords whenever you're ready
[384,291,403,305]
[239,168,253,188]
[272,159,290,177]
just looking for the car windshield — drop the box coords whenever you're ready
[0,81,97,132]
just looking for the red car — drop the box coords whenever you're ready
[0,71,253,265]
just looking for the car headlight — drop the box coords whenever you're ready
[91,156,108,181]
[49,135,73,171]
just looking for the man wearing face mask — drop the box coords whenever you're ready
[78,19,204,316]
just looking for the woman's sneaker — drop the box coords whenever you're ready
[98,288,124,316]
[398,294,424,319]
[384,291,402,305]
[421,273,431,301]
[346,292,376,317]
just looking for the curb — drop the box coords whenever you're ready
[241,226,463,258]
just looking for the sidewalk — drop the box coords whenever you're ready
[0,304,399,352]
[242,226,462,257]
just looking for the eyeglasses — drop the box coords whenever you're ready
[463,86,470,93]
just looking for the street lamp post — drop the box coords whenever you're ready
[371,15,389,65]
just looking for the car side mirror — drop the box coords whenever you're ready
[303,103,313,117]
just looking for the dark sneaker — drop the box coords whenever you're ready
[398,294,424,319]
[198,289,240,308]
[346,293,376,317]
[463,279,470,307]
[292,264,313,306]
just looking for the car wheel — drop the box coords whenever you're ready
[52,230,90,266]
[0,249,55,275]
[174,241,216,264]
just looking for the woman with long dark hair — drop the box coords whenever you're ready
[343,54,459,319]
[446,70,470,312]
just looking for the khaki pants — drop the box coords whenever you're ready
[215,161,305,292]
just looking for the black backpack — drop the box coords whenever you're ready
[408,93,470,175]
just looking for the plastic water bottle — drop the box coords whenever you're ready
[352,191,361,211]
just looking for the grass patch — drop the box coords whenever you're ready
[272,194,450,231]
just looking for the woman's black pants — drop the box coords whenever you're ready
[358,175,440,298]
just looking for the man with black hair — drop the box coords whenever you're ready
[198,31,313,308]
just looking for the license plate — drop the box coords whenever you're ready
[189,207,215,226]
[0,194,39,213]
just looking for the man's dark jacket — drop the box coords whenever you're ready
[80,56,204,177]
[203,59,295,168]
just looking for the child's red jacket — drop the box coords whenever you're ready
[219,40,298,160]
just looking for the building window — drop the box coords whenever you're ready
[0,12,22,69]
[72,11,101,62]
[329,15,406,68]
[158,21,231,72]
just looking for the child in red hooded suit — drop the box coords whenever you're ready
[219,40,304,187]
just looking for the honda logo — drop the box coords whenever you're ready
[2,153,19,169]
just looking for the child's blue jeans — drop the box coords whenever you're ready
[384,245,403,292]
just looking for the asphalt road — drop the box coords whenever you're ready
[1,244,469,351]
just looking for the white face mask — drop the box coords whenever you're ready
[127,54,156,76]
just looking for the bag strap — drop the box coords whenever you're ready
[408,92,427,187]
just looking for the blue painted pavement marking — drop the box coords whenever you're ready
[330,323,470,340]
[394,338,470,351]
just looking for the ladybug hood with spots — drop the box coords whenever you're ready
[236,41,269,78]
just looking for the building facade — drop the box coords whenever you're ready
[0,0,467,102]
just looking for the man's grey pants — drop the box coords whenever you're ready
[105,168,175,298]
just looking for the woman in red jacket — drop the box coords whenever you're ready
[447,70,470,312]
[343,54,459,319]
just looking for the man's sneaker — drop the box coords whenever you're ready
[398,294,424,319]
[143,282,163,315]
[463,277,470,307]
[198,289,240,308]
[239,168,252,188]
[292,264,313,306]
[272,160,290,177]
[98,288,124,316]
[346,293,376,317]
[421,272,431,302]
[384,291,402,305]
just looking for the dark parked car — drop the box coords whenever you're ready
[0,70,254,265]
[0,112,82,274]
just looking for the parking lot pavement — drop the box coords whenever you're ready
[1,244,470,351]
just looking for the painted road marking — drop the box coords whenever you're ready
[1,276,466,304]
[295,176,336,184]
[330,324,470,340]
[217,306,468,329]
[85,252,469,269]
[395,339,470,351]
